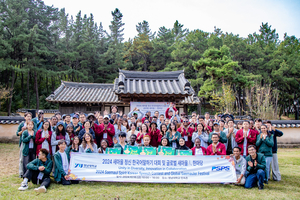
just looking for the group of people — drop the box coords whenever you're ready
[16,103,283,192]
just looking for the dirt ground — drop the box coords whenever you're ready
[0,143,19,177]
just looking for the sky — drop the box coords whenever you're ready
[43,0,300,41]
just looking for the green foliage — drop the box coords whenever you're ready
[0,2,299,119]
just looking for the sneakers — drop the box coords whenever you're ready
[18,182,28,191]
[34,186,46,193]
[258,185,264,190]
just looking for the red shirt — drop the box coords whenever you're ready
[98,123,115,146]
[206,143,226,155]
[165,107,178,119]
[235,129,257,156]
[35,129,52,156]
[177,126,194,148]
[136,132,147,144]
[146,128,162,147]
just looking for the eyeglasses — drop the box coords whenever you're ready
[183,121,189,123]
[39,112,44,114]
[145,122,150,123]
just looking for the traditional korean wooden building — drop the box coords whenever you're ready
[46,69,200,114]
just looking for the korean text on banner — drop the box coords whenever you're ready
[69,153,237,183]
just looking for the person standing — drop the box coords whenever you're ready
[244,145,266,190]
[78,121,96,141]
[235,121,257,157]
[98,115,115,147]
[148,122,161,147]
[32,110,44,130]
[157,114,165,130]
[224,119,238,155]
[22,121,36,174]
[16,112,36,177]
[114,118,126,143]
[126,123,139,142]
[136,124,149,146]
[35,121,52,157]
[165,102,178,119]
[208,123,227,144]
[256,124,274,182]
[71,115,81,136]
[177,118,194,148]
[51,121,70,155]
[166,122,181,148]
[192,123,209,148]
[265,121,283,181]
[50,116,58,132]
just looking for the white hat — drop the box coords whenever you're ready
[104,115,110,119]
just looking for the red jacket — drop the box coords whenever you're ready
[191,146,207,155]
[35,129,52,156]
[98,123,115,146]
[165,107,178,119]
[142,116,152,124]
[177,126,194,148]
[235,129,257,156]
[92,123,102,135]
[251,128,260,136]
[146,129,162,147]
[136,132,147,144]
[206,143,226,155]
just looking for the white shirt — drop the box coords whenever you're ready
[41,130,50,151]
[59,151,69,174]
[195,148,203,155]
[243,129,250,156]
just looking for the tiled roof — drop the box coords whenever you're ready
[0,116,24,124]
[46,81,199,105]
[115,69,194,96]
[17,109,59,113]
[46,81,120,104]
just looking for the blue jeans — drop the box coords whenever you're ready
[265,156,272,180]
[244,169,265,188]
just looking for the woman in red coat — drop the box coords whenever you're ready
[191,138,207,155]
[147,122,161,147]
[35,121,52,156]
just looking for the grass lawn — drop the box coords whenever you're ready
[0,143,299,200]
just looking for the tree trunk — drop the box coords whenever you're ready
[21,72,24,100]
[242,89,246,115]
[27,71,30,108]
[52,76,55,92]
[46,76,49,94]
[7,71,15,116]
[238,87,242,116]
[34,71,39,110]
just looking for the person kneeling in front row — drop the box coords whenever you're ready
[244,145,266,190]
[18,148,53,193]
[54,140,79,185]
[233,146,246,185]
